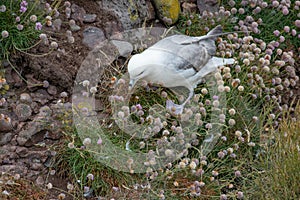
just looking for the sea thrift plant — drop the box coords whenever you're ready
[0,0,64,61]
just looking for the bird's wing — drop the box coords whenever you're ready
[148,34,213,71]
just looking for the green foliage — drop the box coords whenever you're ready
[0,0,45,60]
[252,103,300,199]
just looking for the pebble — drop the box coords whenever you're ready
[70,24,81,32]
[83,14,97,23]
[0,114,12,132]
[0,132,13,145]
[47,85,57,95]
[111,40,133,57]
[35,176,45,186]
[83,27,106,49]
[53,19,62,31]
[15,104,32,121]
[20,93,32,104]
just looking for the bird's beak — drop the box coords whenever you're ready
[128,79,136,91]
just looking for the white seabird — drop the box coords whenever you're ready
[128,25,235,114]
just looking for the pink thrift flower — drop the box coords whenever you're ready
[20,6,27,13]
[282,7,289,15]
[273,30,280,36]
[283,26,290,33]
[35,22,42,30]
[295,20,300,28]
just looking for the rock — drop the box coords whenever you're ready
[100,0,155,30]
[0,132,13,145]
[53,19,62,31]
[14,104,32,121]
[152,0,181,25]
[16,146,29,157]
[17,121,47,146]
[197,0,219,14]
[44,130,61,140]
[104,21,123,37]
[35,176,45,186]
[47,85,57,95]
[0,114,12,132]
[38,106,52,117]
[182,2,198,13]
[30,102,39,113]
[83,14,97,23]
[111,40,133,57]
[31,89,52,105]
[0,165,28,175]
[70,24,81,32]
[83,27,106,49]
[27,151,49,163]
[71,4,86,23]
[31,163,43,170]
[20,93,32,104]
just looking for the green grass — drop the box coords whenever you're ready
[251,102,300,200]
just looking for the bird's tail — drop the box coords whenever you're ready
[191,57,235,84]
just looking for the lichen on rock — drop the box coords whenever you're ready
[152,0,181,25]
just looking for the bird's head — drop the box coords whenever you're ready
[127,54,148,91]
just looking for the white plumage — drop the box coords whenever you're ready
[128,25,235,114]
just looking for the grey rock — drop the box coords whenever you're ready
[20,93,32,104]
[31,89,52,105]
[0,132,13,145]
[38,106,52,117]
[83,14,97,23]
[35,176,45,186]
[111,40,133,57]
[17,121,47,146]
[70,24,81,32]
[31,163,43,170]
[197,0,219,14]
[47,85,57,95]
[71,3,86,23]
[16,146,29,157]
[100,0,155,30]
[0,165,28,175]
[0,114,13,132]
[15,104,32,121]
[53,19,62,31]
[30,102,39,113]
[83,27,106,49]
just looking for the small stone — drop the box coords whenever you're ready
[17,121,47,146]
[71,4,86,23]
[20,93,32,104]
[83,27,106,49]
[47,85,57,95]
[36,176,45,186]
[15,104,32,121]
[197,0,219,14]
[83,14,97,23]
[43,80,50,88]
[0,114,12,132]
[31,163,43,170]
[38,106,52,117]
[0,132,13,145]
[111,40,133,57]
[53,19,62,31]
[16,146,29,157]
[70,24,81,32]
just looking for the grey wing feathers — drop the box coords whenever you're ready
[149,33,215,71]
